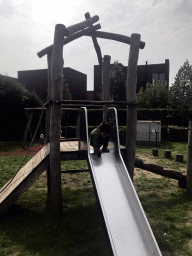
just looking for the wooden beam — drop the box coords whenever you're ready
[37,22,100,58]
[49,100,138,106]
[46,52,52,195]
[0,156,50,217]
[61,169,89,173]
[125,34,141,181]
[85,12,102,65]
[86,31,145,49]
[49,24,65,217]
[46,53,52,143]
[67,15,99,35]
[102,55,111,122]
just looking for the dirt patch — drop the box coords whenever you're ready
[0,145,41,157]
[134,167,163,180]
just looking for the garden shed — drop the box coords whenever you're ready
[137,120,161,143]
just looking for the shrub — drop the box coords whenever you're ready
[0,75,43,141]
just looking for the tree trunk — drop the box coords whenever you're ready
[102,55,111,122]
[46,52,52,194]
[125,34,141,181]
[49,24,65,217]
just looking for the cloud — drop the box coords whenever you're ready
[0,0,15,17]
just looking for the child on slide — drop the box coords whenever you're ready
[90,122,110,160]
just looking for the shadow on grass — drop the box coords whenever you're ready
[137,186,192,256]
[0,187,112,256]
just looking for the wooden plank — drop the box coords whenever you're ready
[61,169,89,173]
[0,144,50,216]
[60,141,79,152]
[0,156,50,217]
[64,142,74,151]
[69,141,79,149]
[50,100,138,106]
[66,141,77,151]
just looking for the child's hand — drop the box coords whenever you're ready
[93,155,98,160]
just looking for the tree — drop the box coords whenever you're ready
[137,81,169,108]
[109,61,127,101]
[63,76,72,100]
[0,75,43,108]
[169,60,192,126]
[0,74,43,140]
[169,60,192,112]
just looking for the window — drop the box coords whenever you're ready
[152,73,158,85]
[159,73,165,83]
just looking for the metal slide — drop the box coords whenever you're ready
[80,107,162,256]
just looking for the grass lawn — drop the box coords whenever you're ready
[0,141,192,255]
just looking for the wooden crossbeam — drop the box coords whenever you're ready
[37,16,100,58]
[86,31,145,49]
[67,15,99,35]
[59,100,138,105]
[37,24,101,58]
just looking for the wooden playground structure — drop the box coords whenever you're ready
[1,13,192,222]
[36,13,145,216]
[2,13,192,256]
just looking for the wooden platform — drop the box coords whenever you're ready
[0,140,126,216]
[60,140,125,160]
[60,140,79,152]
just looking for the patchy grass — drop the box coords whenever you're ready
[0,141,192,255]
[0,188,111,256]
[134,141,192,256]
[0,155,32,187]
[134,174,192,256]
[136,141,188,174]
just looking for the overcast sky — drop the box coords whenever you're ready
[0,0,191,91]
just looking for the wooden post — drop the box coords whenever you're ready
[152,148,158,156]
[102,55,111,122]
[187,122,192,194]
[164,150,171,158]
[49,24,65,216]
[46,52,52,194]
[125,34,141,181]
[176,154,183,162]
[85,12,102,65]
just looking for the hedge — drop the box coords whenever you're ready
[63,108,192,127]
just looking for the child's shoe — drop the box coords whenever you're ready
[102,147,110,153]
[97,149,102,158]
